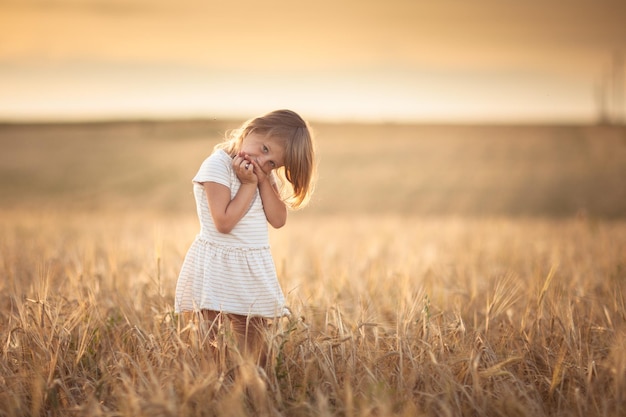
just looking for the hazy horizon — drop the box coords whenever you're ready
[1,0,625,124]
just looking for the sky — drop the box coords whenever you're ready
[1,0,625,123]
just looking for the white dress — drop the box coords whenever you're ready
[175,149,288,318]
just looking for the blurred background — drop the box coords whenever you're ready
[2,0,626,123]
[1,0,625,217]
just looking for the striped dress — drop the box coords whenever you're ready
[174,149,288,318]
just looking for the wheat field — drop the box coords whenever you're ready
[1,121,625,416]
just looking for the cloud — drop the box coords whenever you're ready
[0,0,162,15]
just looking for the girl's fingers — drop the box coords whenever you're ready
[251,160,266,175]
[239,158,254,174]
[234,155,257,182]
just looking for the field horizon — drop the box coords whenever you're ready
[1,119,625,218]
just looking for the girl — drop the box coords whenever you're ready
[175,109,316,362]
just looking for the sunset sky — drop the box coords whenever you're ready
[1,0,625,123]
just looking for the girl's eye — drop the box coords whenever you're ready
[263,145,269,153]
[270,161,276,168]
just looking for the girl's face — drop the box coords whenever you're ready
[240,132,286,173]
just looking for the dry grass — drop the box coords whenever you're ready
[0,121,625,416]
[0,210,624,416]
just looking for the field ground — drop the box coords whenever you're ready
[0,121,625,416]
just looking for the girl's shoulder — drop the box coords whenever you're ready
[194,149,233,184]
[205,149,232,165]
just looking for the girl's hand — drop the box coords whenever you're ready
[248,158,271,185]
[233,153,258,185]
[238,151,271,185]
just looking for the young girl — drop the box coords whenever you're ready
[175,109,316,362]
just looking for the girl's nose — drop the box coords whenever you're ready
[256,156,267,167]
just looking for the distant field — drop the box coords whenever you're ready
[1,120,625,217]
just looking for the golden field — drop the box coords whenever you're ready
[0,121,625,416]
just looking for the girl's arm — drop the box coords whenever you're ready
[204,155,258,234]
[257,175,287,228]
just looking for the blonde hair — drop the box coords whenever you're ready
[215,109,316,209]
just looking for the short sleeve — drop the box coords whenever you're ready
[192,150,231,188]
